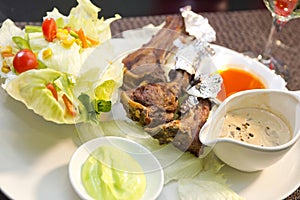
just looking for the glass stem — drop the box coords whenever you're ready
[261,17,286,65]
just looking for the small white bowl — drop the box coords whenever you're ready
[214,45,287,89]
[200,45,287,91]
[200,89,300,172]
[69,136,164,200]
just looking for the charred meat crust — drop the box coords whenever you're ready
[121,70,211,156]
[120,15,211,157]
[122,15,186,90]
[122,15,185,70]
[121,82,179,128]
[145,98,211,157]
[121,70,191,128]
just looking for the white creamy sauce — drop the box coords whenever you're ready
[220,108,291,147]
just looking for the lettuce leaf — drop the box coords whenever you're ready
[77,93,111,122]
[67,0,121,42]
[2,68,80,124]
[74,40,124,105]
[27,32,49,52]
[162,150,203,184]
[0,19,24,49]
[178,170,245,200]
[37,41,82,77]
[44,0,121,43]
[43,8,68,25]
[0,19,25,79]
[177,152,243,200]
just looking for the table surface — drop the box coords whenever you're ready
[1,9,300,199]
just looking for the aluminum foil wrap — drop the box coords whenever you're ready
[180,5,216,42]
[174,6,222,102]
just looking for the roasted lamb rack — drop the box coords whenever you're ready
[120,15,212,156]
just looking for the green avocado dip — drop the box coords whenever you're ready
[81,145,146,200]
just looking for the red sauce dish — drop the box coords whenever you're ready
[217,67,266,100]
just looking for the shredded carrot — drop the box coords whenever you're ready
[1,52,14,58]
[77,28,89,48]
[62,94,76,117]
[86,36,99,46]
[46,83,58,101]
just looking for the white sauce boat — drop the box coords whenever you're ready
[199,89,300,172]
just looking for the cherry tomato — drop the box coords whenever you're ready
[13,49,38,73]
[42,18,57,42]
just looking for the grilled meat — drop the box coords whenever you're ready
[122,15,185,90]
[144,98,211,156]
[120,15,212,156]
[121,70,190,127]
[121,69,211,156]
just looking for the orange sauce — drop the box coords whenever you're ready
[218,68,266,100]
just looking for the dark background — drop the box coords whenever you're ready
[0,0,265,22]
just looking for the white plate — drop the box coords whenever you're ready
[0,44,298,200]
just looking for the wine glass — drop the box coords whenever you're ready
[259,0,300,81]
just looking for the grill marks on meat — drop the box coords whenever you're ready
[174,98,211,156]
[121,70,191,128]
[144,98,211,156]
[132,83,179,112]
[121,69,211,156]
[121,83,178,127]
[120,15,212,156]
[131,70,191,114]
[121,75,211,156]
[122,15,185,90]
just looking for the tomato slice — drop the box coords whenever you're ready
[42,18,57,42]
[13,49,38,73]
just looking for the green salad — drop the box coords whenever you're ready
[0,0,122,124]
